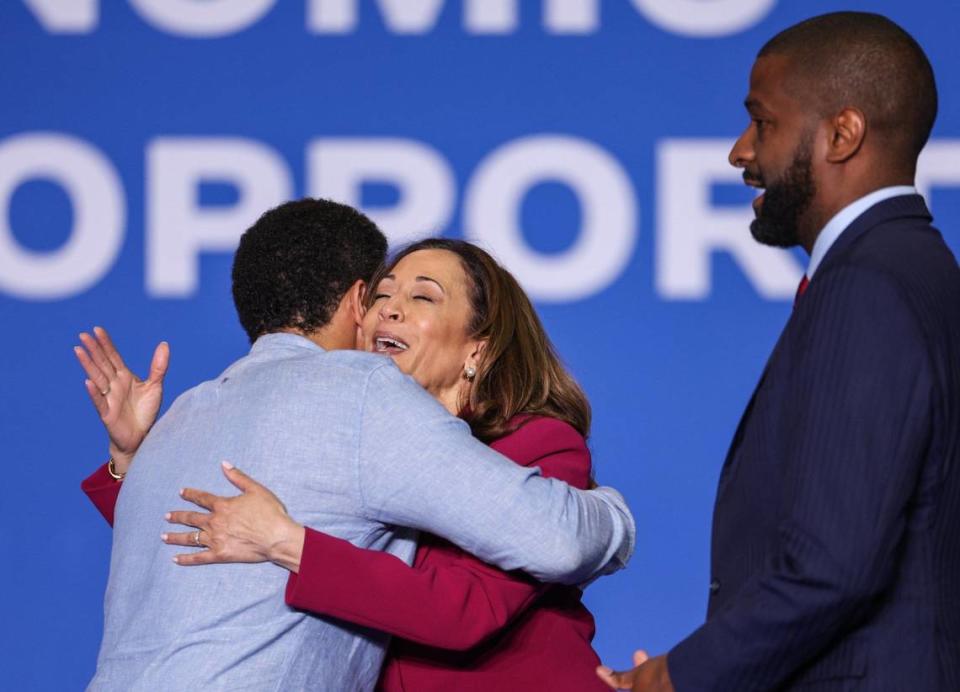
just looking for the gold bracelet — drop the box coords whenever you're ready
[106,457,126,481]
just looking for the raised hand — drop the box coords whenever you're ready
[162,462,306,572]
[74,326,169,474]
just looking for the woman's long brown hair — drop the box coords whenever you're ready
[366,238,591,443]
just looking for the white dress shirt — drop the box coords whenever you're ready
[806,185,918,279]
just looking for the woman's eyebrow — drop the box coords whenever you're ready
[415,276,445,293]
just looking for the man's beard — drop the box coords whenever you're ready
[750,137,816,248]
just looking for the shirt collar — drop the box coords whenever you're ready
[806,185,917,279]
[250,331,326,354]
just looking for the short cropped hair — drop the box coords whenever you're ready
[232,198,387,342]
[760,12,937,163]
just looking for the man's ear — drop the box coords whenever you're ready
[825,107,866,163]
[347,279,367,326]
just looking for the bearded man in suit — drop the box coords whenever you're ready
[599,11,960,692]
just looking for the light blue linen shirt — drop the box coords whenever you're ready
[89,333,635,691]
[806,185,917,278]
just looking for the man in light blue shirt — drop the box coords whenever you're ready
[87,199,634,691]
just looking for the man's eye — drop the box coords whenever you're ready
[373,293,389,301]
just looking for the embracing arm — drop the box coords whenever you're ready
[356,366,634,585]
[668,266,934,691]
[287,529,544,650]
[81,464,122,526]
[163,371,633,584]
[285,419,591,650]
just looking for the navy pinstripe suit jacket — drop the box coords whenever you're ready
[669,194,960,691]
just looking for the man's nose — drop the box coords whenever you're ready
[729,126,755,168]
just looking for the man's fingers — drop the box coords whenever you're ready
[83,379,110,418]
[596,667,618,690]
[93,326,128,374]
[165,510,209,529]
[221,461,258,493]
[79,331,117,379]
[148,341,170,384]
[596,666,633,690]
[633,650,650,666]
[179,487,220,511]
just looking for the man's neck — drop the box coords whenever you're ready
[803,184,917,278]
[279,327,349,352]
[803,173,914,253]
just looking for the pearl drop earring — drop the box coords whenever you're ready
[464,366,477,380]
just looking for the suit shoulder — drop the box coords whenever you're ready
[493,416,589,465]
[845,218,959,285]
[518,416,586,447]
[819,215,957,307]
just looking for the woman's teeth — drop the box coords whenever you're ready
[375,337,408,352]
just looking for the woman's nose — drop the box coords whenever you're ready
[379,299,402,321]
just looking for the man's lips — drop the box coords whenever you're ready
[743,174,765,216]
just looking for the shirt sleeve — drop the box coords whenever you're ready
[354,364,635,585]
[81,463,122,526]
[669,265,934,690]
[286,418,592,649]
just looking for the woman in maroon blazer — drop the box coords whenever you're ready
[80,239,612,691]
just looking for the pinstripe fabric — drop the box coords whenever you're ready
[669,195,960,691]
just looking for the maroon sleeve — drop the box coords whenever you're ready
[286,528,544,650]
[81,463,122,527]
[284,417,592,650]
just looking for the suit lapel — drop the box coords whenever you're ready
[719,324,790,479]
[718,194,931,483]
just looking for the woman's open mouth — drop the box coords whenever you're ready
[374,334,409,355]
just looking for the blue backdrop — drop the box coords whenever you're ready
[2,1,958,688]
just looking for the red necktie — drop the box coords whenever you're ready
[794,275,810,308]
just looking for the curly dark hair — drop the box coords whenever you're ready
[231,198,387,342]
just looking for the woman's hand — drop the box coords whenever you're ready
[163,462,306,573]
[74,326,169,474]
